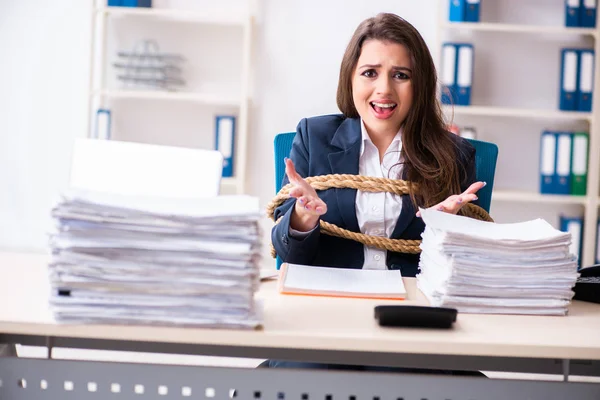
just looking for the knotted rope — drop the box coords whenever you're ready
[266,174,493,257]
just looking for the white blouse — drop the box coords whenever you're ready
[356,120,403,269]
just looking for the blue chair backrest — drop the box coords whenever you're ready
[274,132,498,212]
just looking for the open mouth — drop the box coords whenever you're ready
[370,101,397,118]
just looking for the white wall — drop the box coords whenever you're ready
[0,0,91,252]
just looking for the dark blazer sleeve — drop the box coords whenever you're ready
[456,137,480,208]
[271,118,321,264]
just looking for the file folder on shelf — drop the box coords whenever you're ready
[581,0,597,27]
[121,0,152,7]
[94,109,112,140]
[555,132,573,195]
[596,219,600,264]
[565,0,582,27]
[570,132,589,195]
[578,49,595,112]
[456,44,474,106]
[540,131,557,194]
[560,215,583,268]
[465,0,481,22]
[441,43,458,104]
[449,0,467,22]
[215,115,236,178]
[560,49,580,111]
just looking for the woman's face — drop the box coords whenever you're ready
[352,39,413,137]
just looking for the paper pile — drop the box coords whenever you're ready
[417,208,579,315]
[48,189,263,329]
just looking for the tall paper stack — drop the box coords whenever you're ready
[417,208,579,315]
[48,189,262,329]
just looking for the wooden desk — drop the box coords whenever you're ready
[1,251,600,399]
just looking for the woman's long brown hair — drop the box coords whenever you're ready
[336,13,466,208]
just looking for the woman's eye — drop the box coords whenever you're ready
[394,71,410,80]
[361,69,377,78]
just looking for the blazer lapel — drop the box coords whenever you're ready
[327,118,361,232]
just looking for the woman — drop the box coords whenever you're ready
[271,13,484,277]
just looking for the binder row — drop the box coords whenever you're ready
[449,0,481,22]
[565,0,597,28]
[107,0,152,7]
[560,215,583,267]
[559,48,596,112]
[539,131,589,196]
[560,216,600,267]
[560,215,600,268]
[441,43,474,106]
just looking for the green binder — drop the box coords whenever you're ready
[570,132,589,196]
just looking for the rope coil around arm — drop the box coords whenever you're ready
[266,174,493,257]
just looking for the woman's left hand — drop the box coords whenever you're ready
[416,181,486,217]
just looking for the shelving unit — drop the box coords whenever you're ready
[444,105,593,120]
[437,1,600,266]
[492,190,588,205]
[441,21,597,36]
[86,0,254,195]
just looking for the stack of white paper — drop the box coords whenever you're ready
[417,208,579,315]
[48,188,263,329]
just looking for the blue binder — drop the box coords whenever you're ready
[215,115,236,178]
[555,132,573,194]
[560,215,584,267]
[540,131,557,194]
[596,219,600,264]
[565,0,582,27]
[94,109,112,140]
[107,0,123,6]
[449,0,466,22]
[456,44,474,106]
[122,0,152,7]
[465,0,481,22]
[441,43,458,104]
[559,48,580,111]
[580,0,597,27]
[578,49,595,112]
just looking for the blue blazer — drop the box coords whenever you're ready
[271,114,477,277]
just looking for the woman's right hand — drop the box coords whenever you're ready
[285,157,327,232]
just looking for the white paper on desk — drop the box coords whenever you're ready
[56,188,262,220]
[69,138,223,199]
[280,263,405,298]
[52,249,259,270]
[419,208,570,243]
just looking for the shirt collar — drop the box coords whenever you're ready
[359,119,403,157]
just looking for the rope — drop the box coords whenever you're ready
[266,174,493,257]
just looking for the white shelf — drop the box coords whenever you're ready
[96,7,247,26]
[93,90,242,107]
[443,105,593,121]
[441,21,597,37]
[492,190,588,205]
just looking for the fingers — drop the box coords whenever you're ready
[285,158,302,184]
[462,181,486,195]
[416,192,479,217]
[297,196,327,216]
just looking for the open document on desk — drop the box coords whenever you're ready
[47,188,263,329]
[417,208,579,315]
